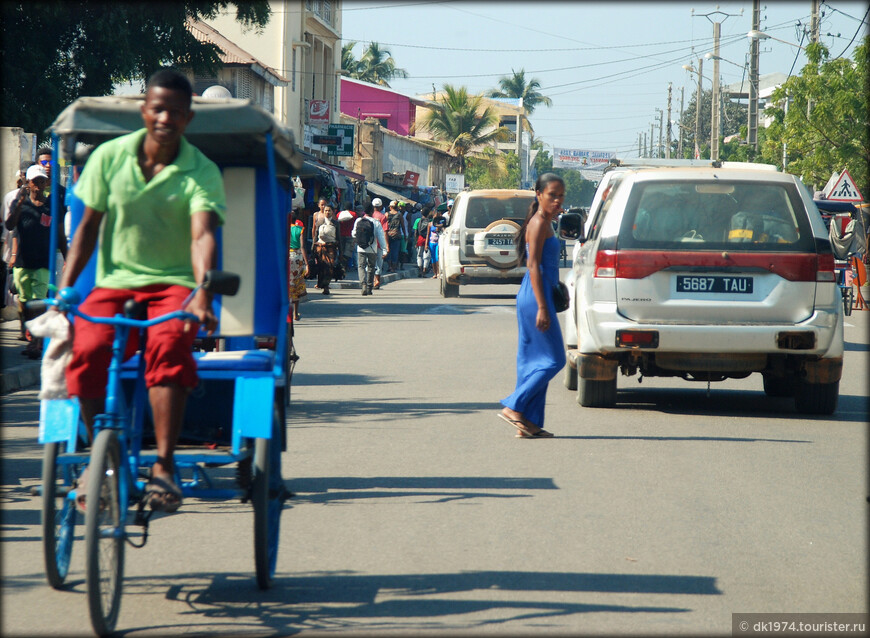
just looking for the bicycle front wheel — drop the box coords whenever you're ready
[42,442,77,588]
[85,429,125,636]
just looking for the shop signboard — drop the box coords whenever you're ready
[445,173,464,193]
[326,124,354,157]
[402,170,420,187]
[308,99,330,122]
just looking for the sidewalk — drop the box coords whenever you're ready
[0,260,426,395]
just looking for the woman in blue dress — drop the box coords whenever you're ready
[500,173,566,438]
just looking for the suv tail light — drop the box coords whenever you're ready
[595,250,834,282]
[616,330,659,348]
[816,253,836,282]
[594,250,616,277]
[448,229,460,246]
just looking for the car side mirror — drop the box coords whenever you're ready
[202,270,241,296]
[558,212,585,242]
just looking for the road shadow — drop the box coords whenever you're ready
[287,475,556,505]
[83,568,715,635]
[286,398,499,424]
[843,339,869,352]
[605,387,868,424]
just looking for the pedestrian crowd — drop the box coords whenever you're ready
[285,195,451,310]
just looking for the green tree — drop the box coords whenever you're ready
[677,88,747,158]
[352,42,408,87]
[1,2,271,135]
[341,41,361,76]
[414,84,510,173]
[761,38,868,195]
[487,68,552,115]
[466,149,520,190]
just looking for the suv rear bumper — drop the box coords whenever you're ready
[580,303,844,358]
[443,262,525,285]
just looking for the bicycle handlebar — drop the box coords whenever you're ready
[36,293,199,328]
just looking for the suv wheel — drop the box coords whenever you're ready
[762,375,795,398]
[563,348,578,390]
[794,380,838,415]
[577,377,616,407]
[440,276,459,298]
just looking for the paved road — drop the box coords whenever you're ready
[2,275,867,636]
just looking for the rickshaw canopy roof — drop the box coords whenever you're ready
[48,95,302,173]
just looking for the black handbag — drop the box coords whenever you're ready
[552,281,570,313]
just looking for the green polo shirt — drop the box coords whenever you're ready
[75,128,226,289]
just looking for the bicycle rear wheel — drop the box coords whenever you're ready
[253,398,284,589]
[85,429,125,636]
[42,442,77,588]
[252,435,272,589]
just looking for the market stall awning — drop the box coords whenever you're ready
[366,181,418,204]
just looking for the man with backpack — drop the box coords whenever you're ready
[352,203,387,296]
[385,200,405,273]
[414,207,432,277]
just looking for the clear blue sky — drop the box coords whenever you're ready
[342,1,868,157]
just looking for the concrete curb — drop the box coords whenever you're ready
[0,361,41,394]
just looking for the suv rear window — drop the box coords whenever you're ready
[464,196,534,228]
[618,181,816,251]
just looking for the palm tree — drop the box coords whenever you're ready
[414,84,511,173]
[341,41,361,76]
[354,42,408,87]
[487,68,553,115]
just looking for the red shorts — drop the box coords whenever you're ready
[66,285,199,400]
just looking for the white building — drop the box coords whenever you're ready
[203,1,343,158]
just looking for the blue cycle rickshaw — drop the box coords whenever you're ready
[36,95,302,636]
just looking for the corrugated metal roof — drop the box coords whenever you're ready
[186,18,288,86]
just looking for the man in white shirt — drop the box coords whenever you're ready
[2,161,35,330]
[352,204,387,296]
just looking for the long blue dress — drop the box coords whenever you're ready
[501,235,566,428]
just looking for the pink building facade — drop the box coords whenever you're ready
[339,77,426,136]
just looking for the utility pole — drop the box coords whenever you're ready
[696,8,741,160]
[656,108,664,158]
[678,85,685,158]
[748,0,760,150]
[810,0,821,43]
[515,98,523,188]
[643,132,648,158]
[638,133,643,158]
[694,56,703,158]
[665,82,673,159]
[649,123,655,158]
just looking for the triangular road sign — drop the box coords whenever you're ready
[826,169,863,202]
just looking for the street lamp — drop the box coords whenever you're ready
[747,30,808,50]
[683,60,705,158]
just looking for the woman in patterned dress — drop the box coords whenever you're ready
[288,207,309,321]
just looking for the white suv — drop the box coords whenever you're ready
[438,189,535,297]
[560,160,844,414]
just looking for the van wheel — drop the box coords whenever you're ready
[794,380,838,415]
[563,359,578,391]
[440,276,459,298]
[577,377,616,407]
[762,375,795,398]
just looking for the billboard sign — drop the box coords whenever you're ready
[553,148,615,170]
